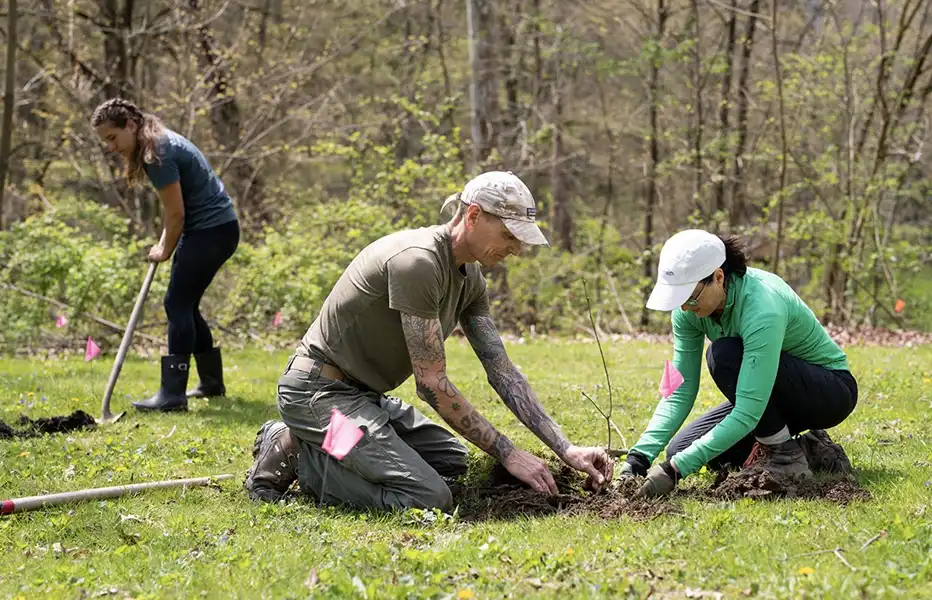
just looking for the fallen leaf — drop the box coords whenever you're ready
[456,590,475,600]
[798,566,815,575]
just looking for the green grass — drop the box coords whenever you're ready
[2,340,931,599]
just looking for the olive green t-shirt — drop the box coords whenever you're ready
[297,225,490,393]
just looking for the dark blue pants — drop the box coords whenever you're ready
[667,337,858,470]
[164,220,239,355]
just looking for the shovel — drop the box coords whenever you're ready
[98,262,159,424]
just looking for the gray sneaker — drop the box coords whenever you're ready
[244,420,299,502]
[747,438,812,477]
[799,429,853,474]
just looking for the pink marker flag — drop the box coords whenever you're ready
[659,359,684,398]
[85,337,101,361]
[321,407,363,460]
[273,311,283,328]
[55,315,69,328]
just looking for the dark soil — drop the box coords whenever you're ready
[452,463,871,521]
[702,469,871,505]
[453,464,681,522]
[0,411,97,439]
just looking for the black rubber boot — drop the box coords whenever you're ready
[133,355,190,412]
[187,347,226,398]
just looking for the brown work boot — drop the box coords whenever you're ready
[244,420,299,502]
[799,429,853,474]
[745,438,812,478]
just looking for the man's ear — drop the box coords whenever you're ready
[465,204,482,230]
[715,267,726,284]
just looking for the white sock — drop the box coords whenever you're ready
[756,426,791,446]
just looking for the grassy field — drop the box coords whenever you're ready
[1,339,931,599]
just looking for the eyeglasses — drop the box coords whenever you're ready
[683,282,708,307]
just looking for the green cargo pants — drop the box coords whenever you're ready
[276,356,469,511]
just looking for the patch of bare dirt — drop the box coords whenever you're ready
[0,410,97,439]
[703,469,871,504]
[454,464,681,522]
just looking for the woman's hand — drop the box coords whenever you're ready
[147,243,172,263]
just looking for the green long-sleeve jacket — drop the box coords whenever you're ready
[631,268,849,477]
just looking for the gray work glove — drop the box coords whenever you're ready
[619,451,650,480]
[618,461,639,480]
[636,461,678,498]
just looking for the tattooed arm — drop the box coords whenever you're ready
[461,313,615,490]
[400,312,515,462]
[400,312,559,494]
[460,314,571,458]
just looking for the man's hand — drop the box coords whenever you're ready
[561,445,614,491]
[503,448,559,495]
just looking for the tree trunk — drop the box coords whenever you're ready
[466,0,483,170]
[0,0,16,230]
[690,0,704,215]
[770,0,788,275]
[641,0,667,328]
[188,0,264,221]
[730,0,760,226]
[713,0,738,222]
[466,0,496,169]
[99,0,134,99]
[550,55,572,251]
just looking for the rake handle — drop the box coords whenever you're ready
[2,474,234,514]
[99,262,159,420]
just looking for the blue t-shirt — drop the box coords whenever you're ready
[144,130,237,232]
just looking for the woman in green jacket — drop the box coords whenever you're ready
[622,230,858,497]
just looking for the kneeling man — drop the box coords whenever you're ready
[244,172,613,510]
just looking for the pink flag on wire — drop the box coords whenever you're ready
[321,408,363,460]
[85,337,101,361]
[55,315,69,328]
[273,311,283,328]
[659,359,684,398]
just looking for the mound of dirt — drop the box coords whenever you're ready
[704,469,871,504]
[454,464,681,522]
[0,411,97,439]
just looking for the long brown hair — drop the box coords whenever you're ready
[91,98,165,186]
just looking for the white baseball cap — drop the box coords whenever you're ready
[443,171,549,246]
[646,229,726,311]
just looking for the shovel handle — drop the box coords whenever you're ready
[100,262,159,420]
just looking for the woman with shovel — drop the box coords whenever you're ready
[92,98,239,412]
[620,230,859,497]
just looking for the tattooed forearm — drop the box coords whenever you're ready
[401,311,511,461]
[416,381,439,409]
[462,314,572,457]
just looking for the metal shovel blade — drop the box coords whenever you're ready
[96,409,126,425]
[98,262,158,425]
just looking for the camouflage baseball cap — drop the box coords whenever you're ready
[448,171,549,246]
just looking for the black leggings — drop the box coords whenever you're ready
[164,220,239,355]
[667,337,858,470]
